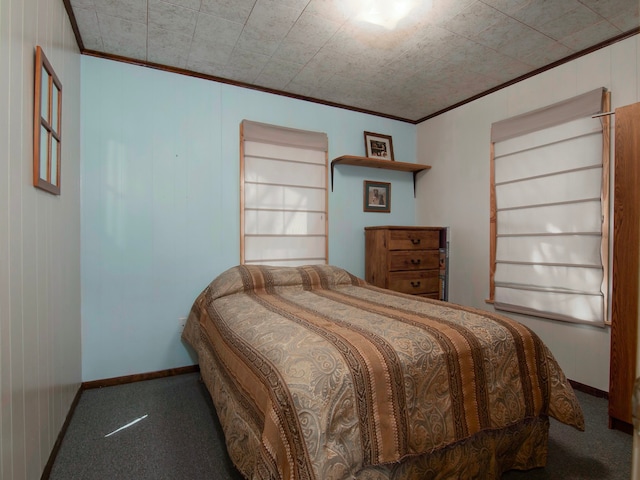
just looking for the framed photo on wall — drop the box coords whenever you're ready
[364,131,394,160]
[363,180,390,213]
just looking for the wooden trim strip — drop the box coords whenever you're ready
[417,28,640,123]
[39,385,83,480]
[489,142,496,302]
[240,121,246,265]
[600,91,611,325]
[61,0,85,52]
[81,50,415,123]
[324,150,329,264]
[609,417,633,435]
[82,364,200,390]
[568,379,608,399]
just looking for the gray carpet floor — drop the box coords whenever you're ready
[49,372,632,480]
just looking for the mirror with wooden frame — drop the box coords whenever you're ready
[33,46,62,195]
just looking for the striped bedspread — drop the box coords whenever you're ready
[184,264,584,480]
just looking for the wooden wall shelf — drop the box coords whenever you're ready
[330,155,431,196]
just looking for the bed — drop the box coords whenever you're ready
[182,264,584,480]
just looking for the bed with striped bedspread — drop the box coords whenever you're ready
[182,264,584,480]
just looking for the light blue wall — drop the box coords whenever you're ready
[81,56,418,381]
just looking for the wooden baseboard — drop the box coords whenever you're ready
[568,379,634,435]
[40,385,83,480]
[82,365,200,390]
[568,379,608,399]
[609,416,634,434]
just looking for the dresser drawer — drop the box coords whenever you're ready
[365,226,448,300]
[389,251,439,271]
[388,270,439,294]
[388,230,440,250]
[418,292,440,300]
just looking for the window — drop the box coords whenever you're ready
[489,88,610,326]
[240,120,328,266]
[33,46,62,195]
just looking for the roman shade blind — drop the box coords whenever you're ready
[240,120,328,266]
[490,88,610,326]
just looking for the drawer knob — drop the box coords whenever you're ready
[410,259,421,265]
[410,281,421,288]
[411,238,421,245]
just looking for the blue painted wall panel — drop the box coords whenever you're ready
[81,56,418,381]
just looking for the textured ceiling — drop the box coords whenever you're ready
[68,0,640,123]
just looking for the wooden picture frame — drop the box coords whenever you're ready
[364,131,394,160]
[363,180,390,213]
[33,46,62,195]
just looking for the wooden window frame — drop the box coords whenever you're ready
[33,46,62,195]
[240,120,329,266]
[489,89,611,325]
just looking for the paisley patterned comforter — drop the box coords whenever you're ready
[182,264,584,480]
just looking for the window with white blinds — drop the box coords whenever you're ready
[489,88,610,326]
[240,120,328,266]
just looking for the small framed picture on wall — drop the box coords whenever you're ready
[363,180,391,213]
[364,131,394,160]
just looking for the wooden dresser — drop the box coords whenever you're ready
[365,226,447,300]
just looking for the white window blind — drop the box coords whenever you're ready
[490,88,609,326]
[241,120,328,266]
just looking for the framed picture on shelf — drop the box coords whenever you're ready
[364,131,394,160]
[363,180,391,213]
